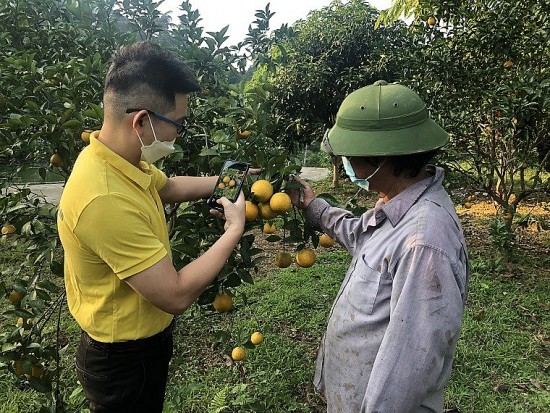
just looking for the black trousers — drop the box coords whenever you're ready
[75,322,174,413]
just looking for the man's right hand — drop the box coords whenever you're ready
[210,191,245,233]
[288,175,315,210]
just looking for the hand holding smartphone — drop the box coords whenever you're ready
[207,160,249,212]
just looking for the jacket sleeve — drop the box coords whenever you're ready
[305,198,375,256]
[362,244,465,412]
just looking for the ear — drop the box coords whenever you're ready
[131,110,148,134]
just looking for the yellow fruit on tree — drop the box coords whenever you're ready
[50,153,64,168]
[212,293,233,312]
[503,60,514,68]
[269,192,292,213]
[81,129,93,143]
[295,248,316,268]
[245,201,259,222]
[275,251,292,268]
[8,290,23,304]
[1,224,15,235]
[222,176,231,183]
[263,222,277,234]
[251,180,273,203]
[319,233,335,248]
[259,203,278,220]
[427,16,437,26]
[251,332,264,345]
[228,179,236,187]
[231,346,246,361]
[31,364,44,378]
[16,317,24,328]
[217,182,225,189]
[238,129,251,138]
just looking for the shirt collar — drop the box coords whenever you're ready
[379,165,443,227]
[89,134,153,189]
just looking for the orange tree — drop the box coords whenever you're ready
[0,0,317,409]
[261,0,415,185]
[381,0,550,266]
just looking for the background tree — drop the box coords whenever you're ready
[263,0,415,185]
[382,0,550,266]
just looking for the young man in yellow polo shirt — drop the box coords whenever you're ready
[57,42,245,412]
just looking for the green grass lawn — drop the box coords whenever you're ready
[0,183,549,412]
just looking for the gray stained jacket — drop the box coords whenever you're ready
[305,166,469,413]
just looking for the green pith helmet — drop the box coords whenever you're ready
[324,80,449,157]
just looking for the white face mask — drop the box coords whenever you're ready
[136,114,176,163]
[342,157,385,191]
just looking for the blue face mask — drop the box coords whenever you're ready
[342,157,384,191]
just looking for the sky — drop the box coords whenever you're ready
[159,0,393,44]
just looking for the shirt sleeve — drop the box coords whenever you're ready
[74,193,168,279]
[306,198,375,256]
[362,245,465,412]
[150,164,168,192]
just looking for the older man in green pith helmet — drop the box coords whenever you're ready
[290,80,470,412]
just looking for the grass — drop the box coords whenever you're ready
[0,177,549,412]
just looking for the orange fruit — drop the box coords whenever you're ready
[295,248,316,268]
[1,224,15,235]
[231,346,246,361]
[263,222,277,234]
[81,129,93,143]
[49,153,64,168]
[251,180,273,203]
[238,129,251,138]
[250,332,264,345]
[212,293,233,312]
[8,290,23,304]
[245,201,259,222]
[258,203,278,220]
[269,192,292,213]
[275,251,292,268]
[427,16,437,26]
[319,234,335,248]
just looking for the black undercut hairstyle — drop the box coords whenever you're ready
[104,42,201,118]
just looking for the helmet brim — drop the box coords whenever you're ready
[327,118,449,157]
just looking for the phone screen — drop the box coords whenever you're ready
[208,160,249,211]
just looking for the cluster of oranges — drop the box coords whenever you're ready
[244,179,292,224]
[231,331,264,362]
[211,292,263,362]
[244,179,337,269]
[1,224,16,236]
[275,233,335,269]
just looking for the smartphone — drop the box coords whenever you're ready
[207,160,249,212]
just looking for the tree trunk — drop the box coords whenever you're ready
[332,156,341,187]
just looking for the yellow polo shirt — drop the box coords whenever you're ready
[57,135,173,342]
